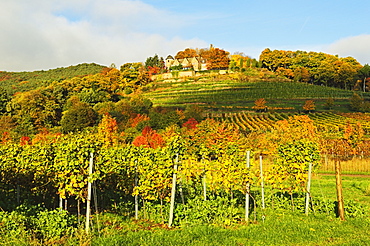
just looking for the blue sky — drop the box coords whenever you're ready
[1,0,369,71]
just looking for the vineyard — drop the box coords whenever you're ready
[208,111,370,135]
[144,76,368,112]
[1,69,370,244]
[0,114,369,244]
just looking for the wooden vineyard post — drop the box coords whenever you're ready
[202,157,207,201]
[245,151,251,222]
[134,160,139,220]
[259,155,265,222]
[85,152,94,234]
[335,160,345,221]
[305,162,313,216]
[168,153,179,228]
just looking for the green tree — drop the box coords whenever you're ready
[149,109,181,130]
[324,97,335,110]
[145,54,165,69]
[60,101,97,133]
[184,105,204,122]
[358,64,370,92]
[0,87,9,114]
[349,93,366,112]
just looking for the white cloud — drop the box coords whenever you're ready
[326,35,370,65]
[0,0,207,71]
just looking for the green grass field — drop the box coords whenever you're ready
[88,175,370,246]
[93,215,370,246]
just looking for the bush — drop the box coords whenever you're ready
[0,205,77,243]
[33,209,77,240]
[174,196,241,226]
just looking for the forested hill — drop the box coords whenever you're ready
[0,63,106,95]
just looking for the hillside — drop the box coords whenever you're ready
[0,63,106,95]
[143,73,369,113]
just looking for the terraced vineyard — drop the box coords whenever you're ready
[208,111,370,134]
[144,76,365,112]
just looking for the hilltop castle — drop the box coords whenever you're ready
[165,55,208,71]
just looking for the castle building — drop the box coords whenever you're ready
[165,55,207,71]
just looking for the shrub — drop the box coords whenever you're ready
[174,196,241,226]
[33,209,77,240]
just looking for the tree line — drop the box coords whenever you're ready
[259,48,370,91]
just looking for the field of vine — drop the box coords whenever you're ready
[208,111,370,135]
[144,76,369,112]
[0,117,369,244]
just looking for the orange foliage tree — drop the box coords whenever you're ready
[98,113,118,147]
[202,46,230,70]
[175,48,199,59]
[132,126,165,149]
[303,100,315,113]
[247,115,317,155]
[252,98,268,112]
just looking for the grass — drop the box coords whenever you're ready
[0,176,369,245]
[90,175,370,246]
[313,175,370,206]
[92,213,370,246]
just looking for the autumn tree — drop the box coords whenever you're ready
[182,118,198,129]
[303,100,315,113]
[259,49,362,88]
[276,67,294,79]
[120,62,151,88]
[229,53,252,71]
[293,67,310,83]
[175,48,199,59]
[202,46,230,70]
[247,115,317,156]
[7,89,61,132]
[334,59,359,90]
[259,49,291,72]
[98,113,118,146]
[252,98,268,112]
[132,126,165,149]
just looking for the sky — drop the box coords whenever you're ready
[1,0,370,72]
